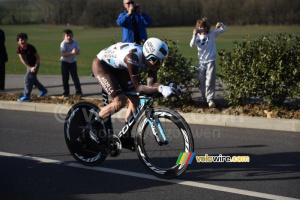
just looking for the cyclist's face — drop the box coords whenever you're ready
[149,64,160,71]
[148,59,161,71]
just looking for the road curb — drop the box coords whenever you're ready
[1,100,299,132]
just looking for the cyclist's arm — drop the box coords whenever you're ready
[147,70,160,87]
[124,54,160,94]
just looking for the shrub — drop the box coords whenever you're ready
[219,34,300,106]
[140,37,197,106]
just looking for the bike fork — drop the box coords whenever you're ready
[146,108,169,145]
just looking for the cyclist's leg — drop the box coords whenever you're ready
[92,57,127,119]
[99,94,127,119]
[125,95,139,122]
[111,65,140,122]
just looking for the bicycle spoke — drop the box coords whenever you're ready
[136,107,194,178]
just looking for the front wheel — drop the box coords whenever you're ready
[136,107,194,179]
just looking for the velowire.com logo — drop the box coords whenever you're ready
[176,152,195,164]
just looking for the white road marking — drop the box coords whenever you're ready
[0,151,298,200]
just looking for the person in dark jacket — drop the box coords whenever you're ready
[116,0,152,44]
[0,29,8,91]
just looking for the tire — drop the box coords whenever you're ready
[136,107,194,179]
[64,102,107,166]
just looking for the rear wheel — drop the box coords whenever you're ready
[136,107,194,179]
[64,102,107,166]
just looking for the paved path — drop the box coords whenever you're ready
[4,74,299,105]
[3,74,230,101]
[3,74,103,99]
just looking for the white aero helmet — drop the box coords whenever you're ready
[143,38,169,63]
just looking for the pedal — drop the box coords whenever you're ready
[106,135,122,157]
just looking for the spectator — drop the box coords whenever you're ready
[117,0,152,44]
[190,17,226,108]
[60,29,82,97]
[0,29,8,91]
[16,33,48,102]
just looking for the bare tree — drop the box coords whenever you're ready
[1,0,299,26]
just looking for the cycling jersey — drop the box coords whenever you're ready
[93,42,161,98]
[97,42,145,70]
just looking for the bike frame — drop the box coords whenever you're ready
[101,90,169,145]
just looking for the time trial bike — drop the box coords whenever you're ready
[64,91,194,179]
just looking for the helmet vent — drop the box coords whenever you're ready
[159,47,168,56]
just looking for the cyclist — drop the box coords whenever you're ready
[92,38,179,122]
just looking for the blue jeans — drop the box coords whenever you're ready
[24,64,46,95]
[61,61,82,94]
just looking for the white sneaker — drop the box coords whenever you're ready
[208,100,216,108]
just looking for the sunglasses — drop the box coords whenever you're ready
[149,57,164,66]
[125,1,135,5]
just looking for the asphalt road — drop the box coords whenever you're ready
[0,110,299,200]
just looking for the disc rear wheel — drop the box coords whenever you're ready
[64,102,107,166]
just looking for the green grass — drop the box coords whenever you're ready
[2,25,300,76]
